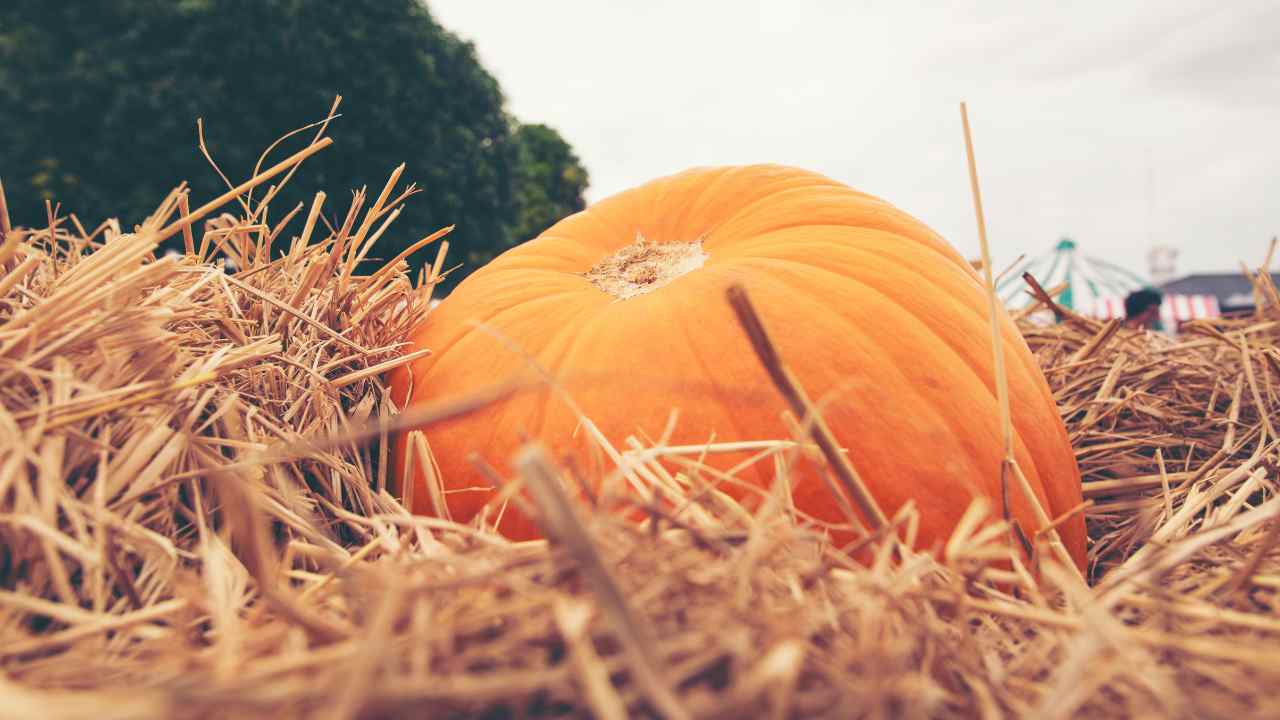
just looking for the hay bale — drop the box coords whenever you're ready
[3,125,1280,719]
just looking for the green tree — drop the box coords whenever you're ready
[442,122,589,291]
[509,123,590,250]
[0,0,585,286]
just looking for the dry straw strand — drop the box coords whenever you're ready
[960,101,1082,579]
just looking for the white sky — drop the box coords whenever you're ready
[430,1,1279,278]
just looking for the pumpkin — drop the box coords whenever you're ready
[390,164,1086,570]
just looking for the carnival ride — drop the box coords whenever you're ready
[997,238,1220,327]
[996,238,1148,313]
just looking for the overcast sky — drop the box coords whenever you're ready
[431,1,1279,279]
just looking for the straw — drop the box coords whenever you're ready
[5,108,1280,719]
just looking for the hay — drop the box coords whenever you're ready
[1016,273,1280,583]
[3,125,1280,719]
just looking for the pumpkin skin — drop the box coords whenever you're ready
[390,164,1086,570]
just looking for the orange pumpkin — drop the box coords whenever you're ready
[390,164,1086,570]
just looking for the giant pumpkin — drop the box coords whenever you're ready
[390,164,1086,570]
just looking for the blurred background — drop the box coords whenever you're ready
[2,1,1277,310]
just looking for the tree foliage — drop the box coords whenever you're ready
[510,123,590,250]
[449,123,590,284]
[0,0,588,287]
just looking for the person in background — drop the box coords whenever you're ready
[1124,287,1164,330]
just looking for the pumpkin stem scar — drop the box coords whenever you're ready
[582,233,708,300]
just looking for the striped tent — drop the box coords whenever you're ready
[1091,294,1221,327]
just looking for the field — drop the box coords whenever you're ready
[3,129,1280,720]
